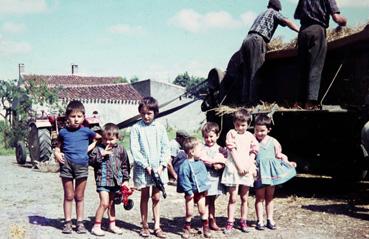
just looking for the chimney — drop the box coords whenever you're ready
[71,64,78,75]
[18,63,24,77]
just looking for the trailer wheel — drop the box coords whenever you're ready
[15,141,27,164]
[28,125,52,164]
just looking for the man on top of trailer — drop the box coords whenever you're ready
[240,0,299,106]
[294,0,347,110]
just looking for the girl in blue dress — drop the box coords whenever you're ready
[253,114,297,230]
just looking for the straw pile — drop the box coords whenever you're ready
[213,102,292,117]
[267,22,368,52]
[35,155,60,173]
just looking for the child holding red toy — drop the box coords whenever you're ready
[89,123,131,236]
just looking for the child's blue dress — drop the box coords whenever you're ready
[254,136,296,188]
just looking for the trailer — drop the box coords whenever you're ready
[202,25,369,181]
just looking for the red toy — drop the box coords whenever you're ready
[114,185,134,210]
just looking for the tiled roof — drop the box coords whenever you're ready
[58,84,142,101]
[21,74,142,101]
[22,74,121,86]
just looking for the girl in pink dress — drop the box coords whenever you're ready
[221,109,259,234]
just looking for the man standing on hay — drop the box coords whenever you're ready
[294,0,347,110]
[240,0,299,106]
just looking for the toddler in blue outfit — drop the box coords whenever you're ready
[177,136,211,239]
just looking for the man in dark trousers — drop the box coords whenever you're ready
[294,0,347,110]
[241,0,299,106]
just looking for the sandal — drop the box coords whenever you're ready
[140,226,150,238]
[62,221,72,234]
[76,221,87,234]
[154,228,167,238]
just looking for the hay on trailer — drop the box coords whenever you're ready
[212,102,299,117]
[267,22,368,52]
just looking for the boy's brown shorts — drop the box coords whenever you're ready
[59,159,88,179]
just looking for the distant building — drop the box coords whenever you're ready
[131,79,205,131]
[21,74,142,125]
[19,71,205,131]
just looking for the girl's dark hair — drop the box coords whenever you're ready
[233,108,252,124]
[254,114,273,128]
[182,136,199,154]
[201,122,220,136]
[103,123,121,140]
[138,96,159,117]
[66,100,85,117]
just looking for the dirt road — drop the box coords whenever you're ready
[1,156,368,239]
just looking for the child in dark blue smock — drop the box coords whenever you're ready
[253,114,297,231]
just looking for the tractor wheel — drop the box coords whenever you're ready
[28,125,52,164]
[15,141,27,164]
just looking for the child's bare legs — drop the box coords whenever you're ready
[62,177,87,234]
[151,186,162,229]
[185,195,194,222]
[197,195,208,220]
[182,195,194,239]
[223,186,237,234]
[92,191,109,235]
[107,192,123,234]
[62,178,74,223]
[239,185,250,232]
[227,186,237,223]
[206,196,220,230]
[239,185,249,221]
[74,178,87,223]
[197,194,211,238]
[152,186,166,238]
[255,187,266,223]
[140,187,150,228]
[62,178,87,217]
[265,186,275,224]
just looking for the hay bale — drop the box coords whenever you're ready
[267,22,368,52]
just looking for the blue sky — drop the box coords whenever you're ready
[0,0,368,83]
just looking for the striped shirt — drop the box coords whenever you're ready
[89,144,130,187]
[130,120,170,188]
[294,0,340,28]
[248,8,286,43]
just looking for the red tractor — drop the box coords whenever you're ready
[15,110,100,166]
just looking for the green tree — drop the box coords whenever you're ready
[173,72,191,88]
[173,72,207,96]
[114,76,128,83]
[0,78,60,148]
[130,76,139,83]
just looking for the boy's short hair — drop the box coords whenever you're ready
[138,96,159,117]
[66,100,85,117]
[201,122,220,135]
[233,108,252,123]
[103,123,120,140]
[182,136,199,154]
[254,114,273,128]
[176,130,190,139]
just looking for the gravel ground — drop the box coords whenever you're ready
[1,155,369,239]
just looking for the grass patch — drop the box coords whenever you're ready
[0,146,15,156]
[0,121,15,156]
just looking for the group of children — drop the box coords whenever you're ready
[54,97,297,238]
